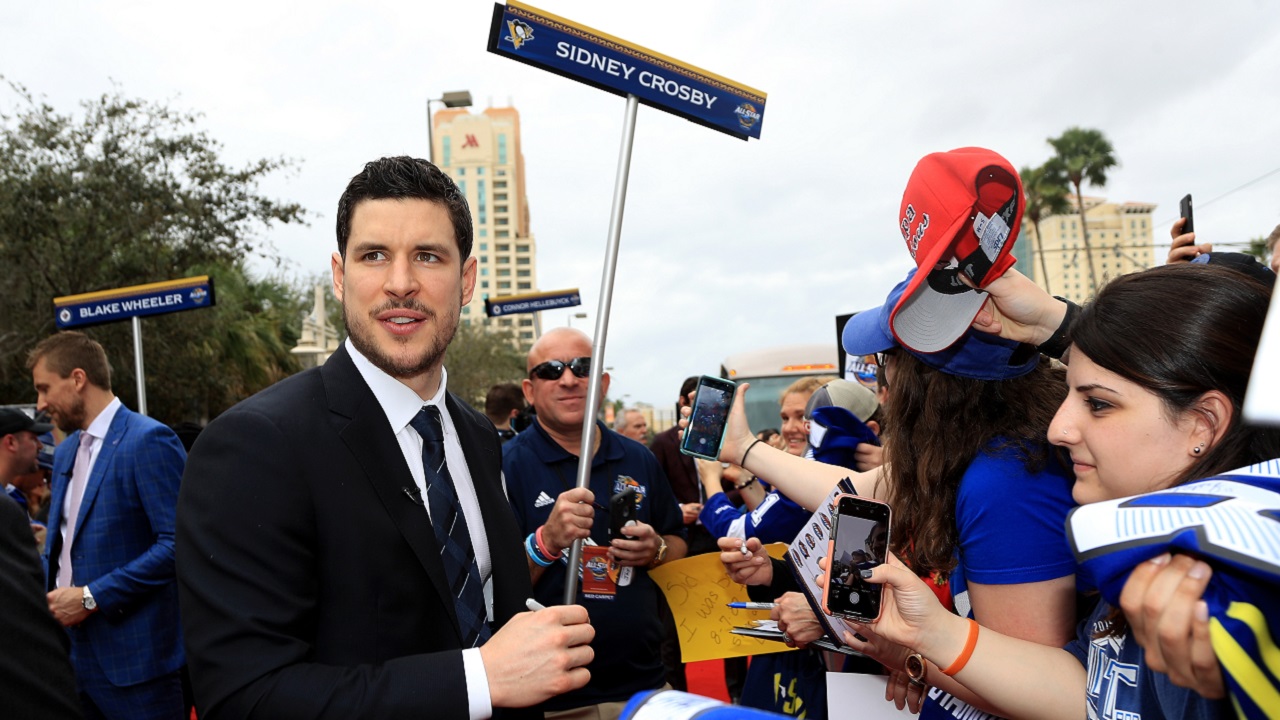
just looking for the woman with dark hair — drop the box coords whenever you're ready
[846,263,1278,719]
[717,267,1080,718]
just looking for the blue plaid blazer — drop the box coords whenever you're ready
[43,404,186,686]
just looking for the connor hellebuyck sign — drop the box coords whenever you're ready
[486,288,581,317]
[54,276,216,330]
[487,1,767,140]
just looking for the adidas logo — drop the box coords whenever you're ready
[534,492,555,508]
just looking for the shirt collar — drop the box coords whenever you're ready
[345,338,449,434]
[84,396,122,442]
[528,417,624,467]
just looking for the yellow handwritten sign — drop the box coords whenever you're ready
[649,543,792,663]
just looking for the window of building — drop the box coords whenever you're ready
[458,167,465,176]
[495,205,508,214]
[520,331,534,340]
[496,244,510,252]
[496,230,509,238]
[519,318,533,327]
[481,268,488,276]
[478,229,487,238]
[518,282,531,290]
[479,212,486,224]
[495,218,508,226]
[516,257,530,265]
[516,244,530,253]
[495,181,508,189]
[442,136,451,167]
[481,281,489,289]
[463,306,470,314]
[497,268,511,276]
[498,134,507,165]
[457,180,465,197]
[498,281,511,289]
[477,167,485,175]
[517,269,530,277]
[497,169,507,176]
[497,256,510,264]
[499,318,512,327]
[496,193,508,201]
[479,242,488,251]
[479,255,488,263]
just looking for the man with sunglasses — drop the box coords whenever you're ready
[503,327,688,719]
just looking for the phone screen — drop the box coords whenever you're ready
[680,376,735,460]
[826,496,891,621]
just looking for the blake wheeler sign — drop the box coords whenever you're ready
[487,1,767,140]
[486,288,581,317]
[54,276,216,329]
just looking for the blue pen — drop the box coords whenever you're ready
[727,602,777,610]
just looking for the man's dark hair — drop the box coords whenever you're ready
[484,383,526,424]
[26,331,112,390]
[335,156,473,261]
[675,375,699,416]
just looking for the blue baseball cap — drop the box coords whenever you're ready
[842,268,1039,381]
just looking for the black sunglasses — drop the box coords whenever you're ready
[874,349,898,367]
[529,356,592,381]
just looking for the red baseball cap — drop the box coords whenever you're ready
[891,148,1024,353]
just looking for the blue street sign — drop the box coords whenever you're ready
[487,1,767,140]
[54,276,216,329]
[486,288,581,317]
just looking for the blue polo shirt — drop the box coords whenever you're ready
[503,418,686,712]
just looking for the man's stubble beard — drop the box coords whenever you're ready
[343,298,460,381]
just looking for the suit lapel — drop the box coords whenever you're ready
[448,393,528,623]
[323,346,461,641]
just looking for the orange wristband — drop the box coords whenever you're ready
[940,618,979,676]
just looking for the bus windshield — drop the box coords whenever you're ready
[720,344,839,436]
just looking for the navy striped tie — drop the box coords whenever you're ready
[409,405,491,647]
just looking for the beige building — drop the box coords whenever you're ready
[1021,197,1157,305]
[432,106,541,350]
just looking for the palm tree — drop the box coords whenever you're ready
[1020,162,1072,295]
[1047,127,1118,296]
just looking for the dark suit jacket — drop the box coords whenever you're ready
[177,345,537,719]
[1,498,81,719]
[44,404,186,686]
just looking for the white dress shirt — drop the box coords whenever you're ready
[345,340,494,720]
[57,396,122,587]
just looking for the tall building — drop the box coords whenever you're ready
[432,106,540,350]
[1021,196,1157,305]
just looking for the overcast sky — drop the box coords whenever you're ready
[4,1,1279,411]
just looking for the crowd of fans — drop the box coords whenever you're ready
[1,148,1277,720]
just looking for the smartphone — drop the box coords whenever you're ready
[679,375,736,461]
[1180,193,1194,235]
[609,487,637,539]
[822,494,891,622]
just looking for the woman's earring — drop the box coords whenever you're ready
[1193,443,1204,455]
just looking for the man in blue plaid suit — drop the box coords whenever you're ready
[31,331,186,719]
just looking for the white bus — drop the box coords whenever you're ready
[720,344,839,434]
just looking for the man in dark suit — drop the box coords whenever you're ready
[177,156,594,719]
[0,408,81,719]
[29,331,187,719]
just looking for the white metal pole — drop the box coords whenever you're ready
[131,316,148,416]
[563,94,639,605]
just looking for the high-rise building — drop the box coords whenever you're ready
[1021,196,1157,305]
[432,106,540,350]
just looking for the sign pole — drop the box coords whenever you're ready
[131,316,148,416]
[563,93,639,605]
